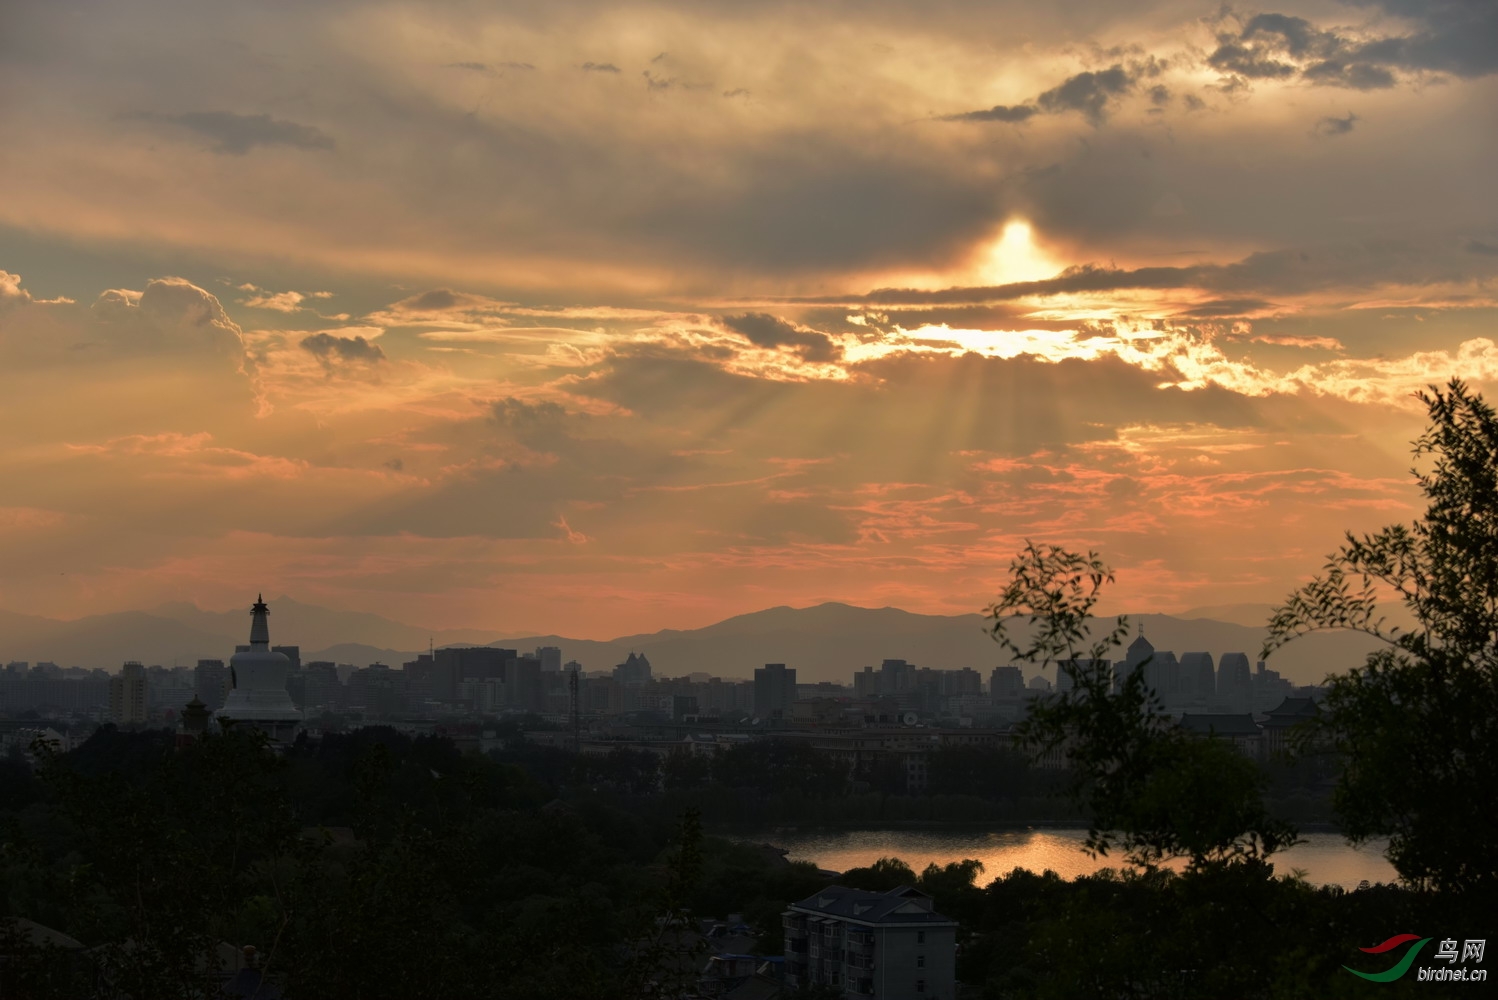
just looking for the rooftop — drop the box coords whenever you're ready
[1266,696,1320,720]
[1179,713,1261,737]
[788,885,955,925]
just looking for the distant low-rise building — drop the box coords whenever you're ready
[1261,696,1321,756]
[1179,712,1262,757]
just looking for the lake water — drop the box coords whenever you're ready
[757,828,1398,888]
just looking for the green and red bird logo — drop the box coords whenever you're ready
[1344,934,1431,982]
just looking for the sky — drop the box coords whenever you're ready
[1,0,1495,638]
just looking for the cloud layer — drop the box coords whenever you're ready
[0,0,1494,655]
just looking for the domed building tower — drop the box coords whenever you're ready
[218,596,302,742]
[1113,630,1155,693]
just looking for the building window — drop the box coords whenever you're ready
[917,955,925,968]
[916,980,926,993]
[916,931,925,944]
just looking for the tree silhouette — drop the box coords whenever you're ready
[989,542,1296,868]
[1265,378,1498,892]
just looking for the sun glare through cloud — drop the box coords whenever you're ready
[0,0,1492,637]
[975,219,1060,286]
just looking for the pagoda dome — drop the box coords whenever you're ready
[218,595,302,736]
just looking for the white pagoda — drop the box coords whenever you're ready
[217,595,302,741]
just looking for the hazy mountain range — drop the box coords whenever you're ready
[0,599,1387,686]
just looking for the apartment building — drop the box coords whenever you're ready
[784,885,957,999]
[108,662,148,725]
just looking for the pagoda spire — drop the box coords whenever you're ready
[249,595,271,647]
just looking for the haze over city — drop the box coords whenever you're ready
[3,0,1495,639]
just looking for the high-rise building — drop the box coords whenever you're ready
[942,668,983,696]
[194,659,229,712]
[613,652,652,686]
[1056,658,1109,694]
[432,647,515,701]
[535,646,562,672]
[460,677,506,714]
[301,661,342,712]
[347,663,409,716]
[109,662,148,725]
[1217,653,1253,712]
[753,662,797,721]
[508,654,543,712]
[1115,632,1154,692]
[1178,652,1216,703]
[1143,650,1180,701]
[990,665,1024,700]
[1252,660,1293,712]
[880,659,916,694]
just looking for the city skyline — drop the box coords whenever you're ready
[3,0,1495,637]
[1,593,1381,687]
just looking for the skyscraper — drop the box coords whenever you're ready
[990,665,1024,700]
[1217,653,1253,713]
[613,652,652,686]
[1178,652,1216,703]
[1056,658,1109,694]
[194,659,229,712]
[109,661,148,725]
[753,662,797,721]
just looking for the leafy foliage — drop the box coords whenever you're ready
[989,541,1297,868]
[836,856,918,892]
[985,542,1131,670]
[959,864,1486,1000]
[1265,379,1498,892]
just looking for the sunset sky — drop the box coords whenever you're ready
[2,0,1495,637]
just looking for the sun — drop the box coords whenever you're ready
[858,217,1063,293]
[976,219,1060,286]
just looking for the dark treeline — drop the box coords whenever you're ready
[504,737,1086,826]
[0,724,826,1000]
[0,722,1486,999]
[496,730,1327,828]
